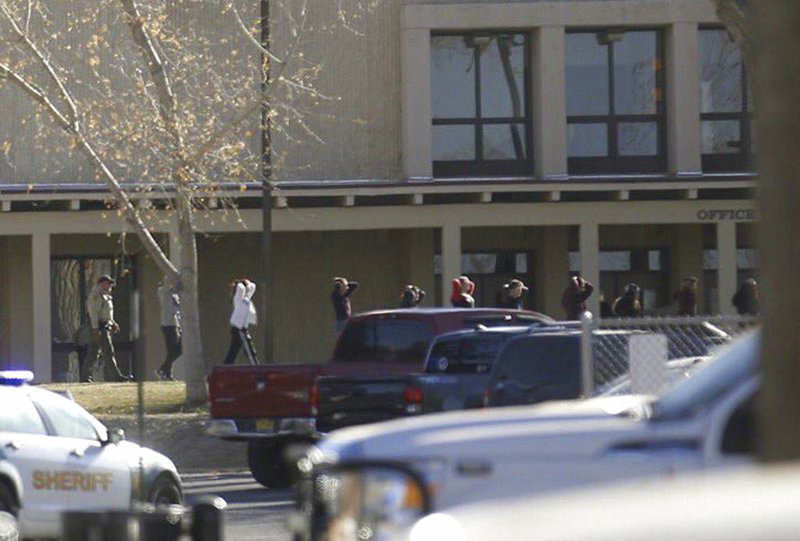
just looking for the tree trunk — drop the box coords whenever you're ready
[176,215,207,404]
[753,3,800,461]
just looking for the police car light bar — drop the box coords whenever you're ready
[0,370,34,386]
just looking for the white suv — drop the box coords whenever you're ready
[0,372,181,539]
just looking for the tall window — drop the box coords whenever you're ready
[699,28,754,172]
[431,32,532,177]
[565,29,666,174]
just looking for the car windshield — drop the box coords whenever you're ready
[652,331,759,421]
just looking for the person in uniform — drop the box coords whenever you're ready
[156,279,182,380]
[81,274,133,382]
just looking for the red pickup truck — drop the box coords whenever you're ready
[206,307,553,487]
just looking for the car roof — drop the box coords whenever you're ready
[349,307,555,322]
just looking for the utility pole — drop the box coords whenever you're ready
[260,0,274,363]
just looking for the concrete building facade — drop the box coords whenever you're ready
[0,0,757,382]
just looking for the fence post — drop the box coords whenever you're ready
[580,312,594,397]
[190,496,227,541]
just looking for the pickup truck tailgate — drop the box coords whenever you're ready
[316,376,412,432]
[208,365,321,419]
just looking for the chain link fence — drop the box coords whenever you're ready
[579,315,759,397]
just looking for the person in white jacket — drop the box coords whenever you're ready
[222,279,259,365]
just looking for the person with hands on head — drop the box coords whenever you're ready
[498,279,528,310]
[451,275,476,308]
[222,278,259,365]
[561,275,595,320]
[331,277,359,333]
[81,274,132,382]
[399,284,426,308]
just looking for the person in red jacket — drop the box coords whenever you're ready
[561,276,594,320]
[450,275,476,308]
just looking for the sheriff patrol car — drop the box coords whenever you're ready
[0,371,182,539]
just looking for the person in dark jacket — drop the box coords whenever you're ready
[561,276,594,320]
[732,278,759,316]
[331,276,359,333]
[613,283,642,317]
[450,275,476,308]
[399,284,426,308]
[674,276,698,316]
[498,279,528,310]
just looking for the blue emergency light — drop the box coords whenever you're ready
[0,370,34,386]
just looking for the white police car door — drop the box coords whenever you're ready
[0,388,68,537]
[27,390,132,516]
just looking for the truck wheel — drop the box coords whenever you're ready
[248,441,291,489]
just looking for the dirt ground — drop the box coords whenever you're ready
[98,413,248,472]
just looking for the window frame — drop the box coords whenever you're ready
[565,28,667,174]
[431,31,534,178]
[698,26,755,173]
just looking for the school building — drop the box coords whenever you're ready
[0,0,757,381]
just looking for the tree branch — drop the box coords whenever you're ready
[0,1,80,130]
[0,62,179,278]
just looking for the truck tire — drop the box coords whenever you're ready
[248,441,291,489]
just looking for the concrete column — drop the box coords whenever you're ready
[671,224,705,312]
[537,226,569,317]
[533,26,567,179]
[579,223,600,317]
[31,233,51,382]
[402,28,433,179]
[441,224,462,307]
[717,221,738,315]
[407,229,435,305]
[666,23,702,176]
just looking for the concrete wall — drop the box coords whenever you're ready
[0,237,33,370]
[197,229,436,366]
[0,1,259,186]
[270,0,403,181]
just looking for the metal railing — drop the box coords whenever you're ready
[579,314,759,397]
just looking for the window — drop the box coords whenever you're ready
[0,390,48,435]
[32,391,101,441]
[565,29,666,174]
[699,28,754,172]
[335,318,434,364]
[431,32,532,177]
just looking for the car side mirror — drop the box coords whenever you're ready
[303,461,432,541]
[107,428,126,445]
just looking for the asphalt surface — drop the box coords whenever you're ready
[182,471,294,541]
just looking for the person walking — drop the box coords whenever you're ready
[612,283,642,317]
[156,279,182,380]
[399,284,426,308]
[81,274,133,382]
[222,279,259,365]
[674,276,698,316]
[497,279,528,310]
[450,275,476,308]
[732,278,759,316]
[561,276,594,320]
[331,276,359,333]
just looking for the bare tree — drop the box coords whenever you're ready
[0,0,326,403]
